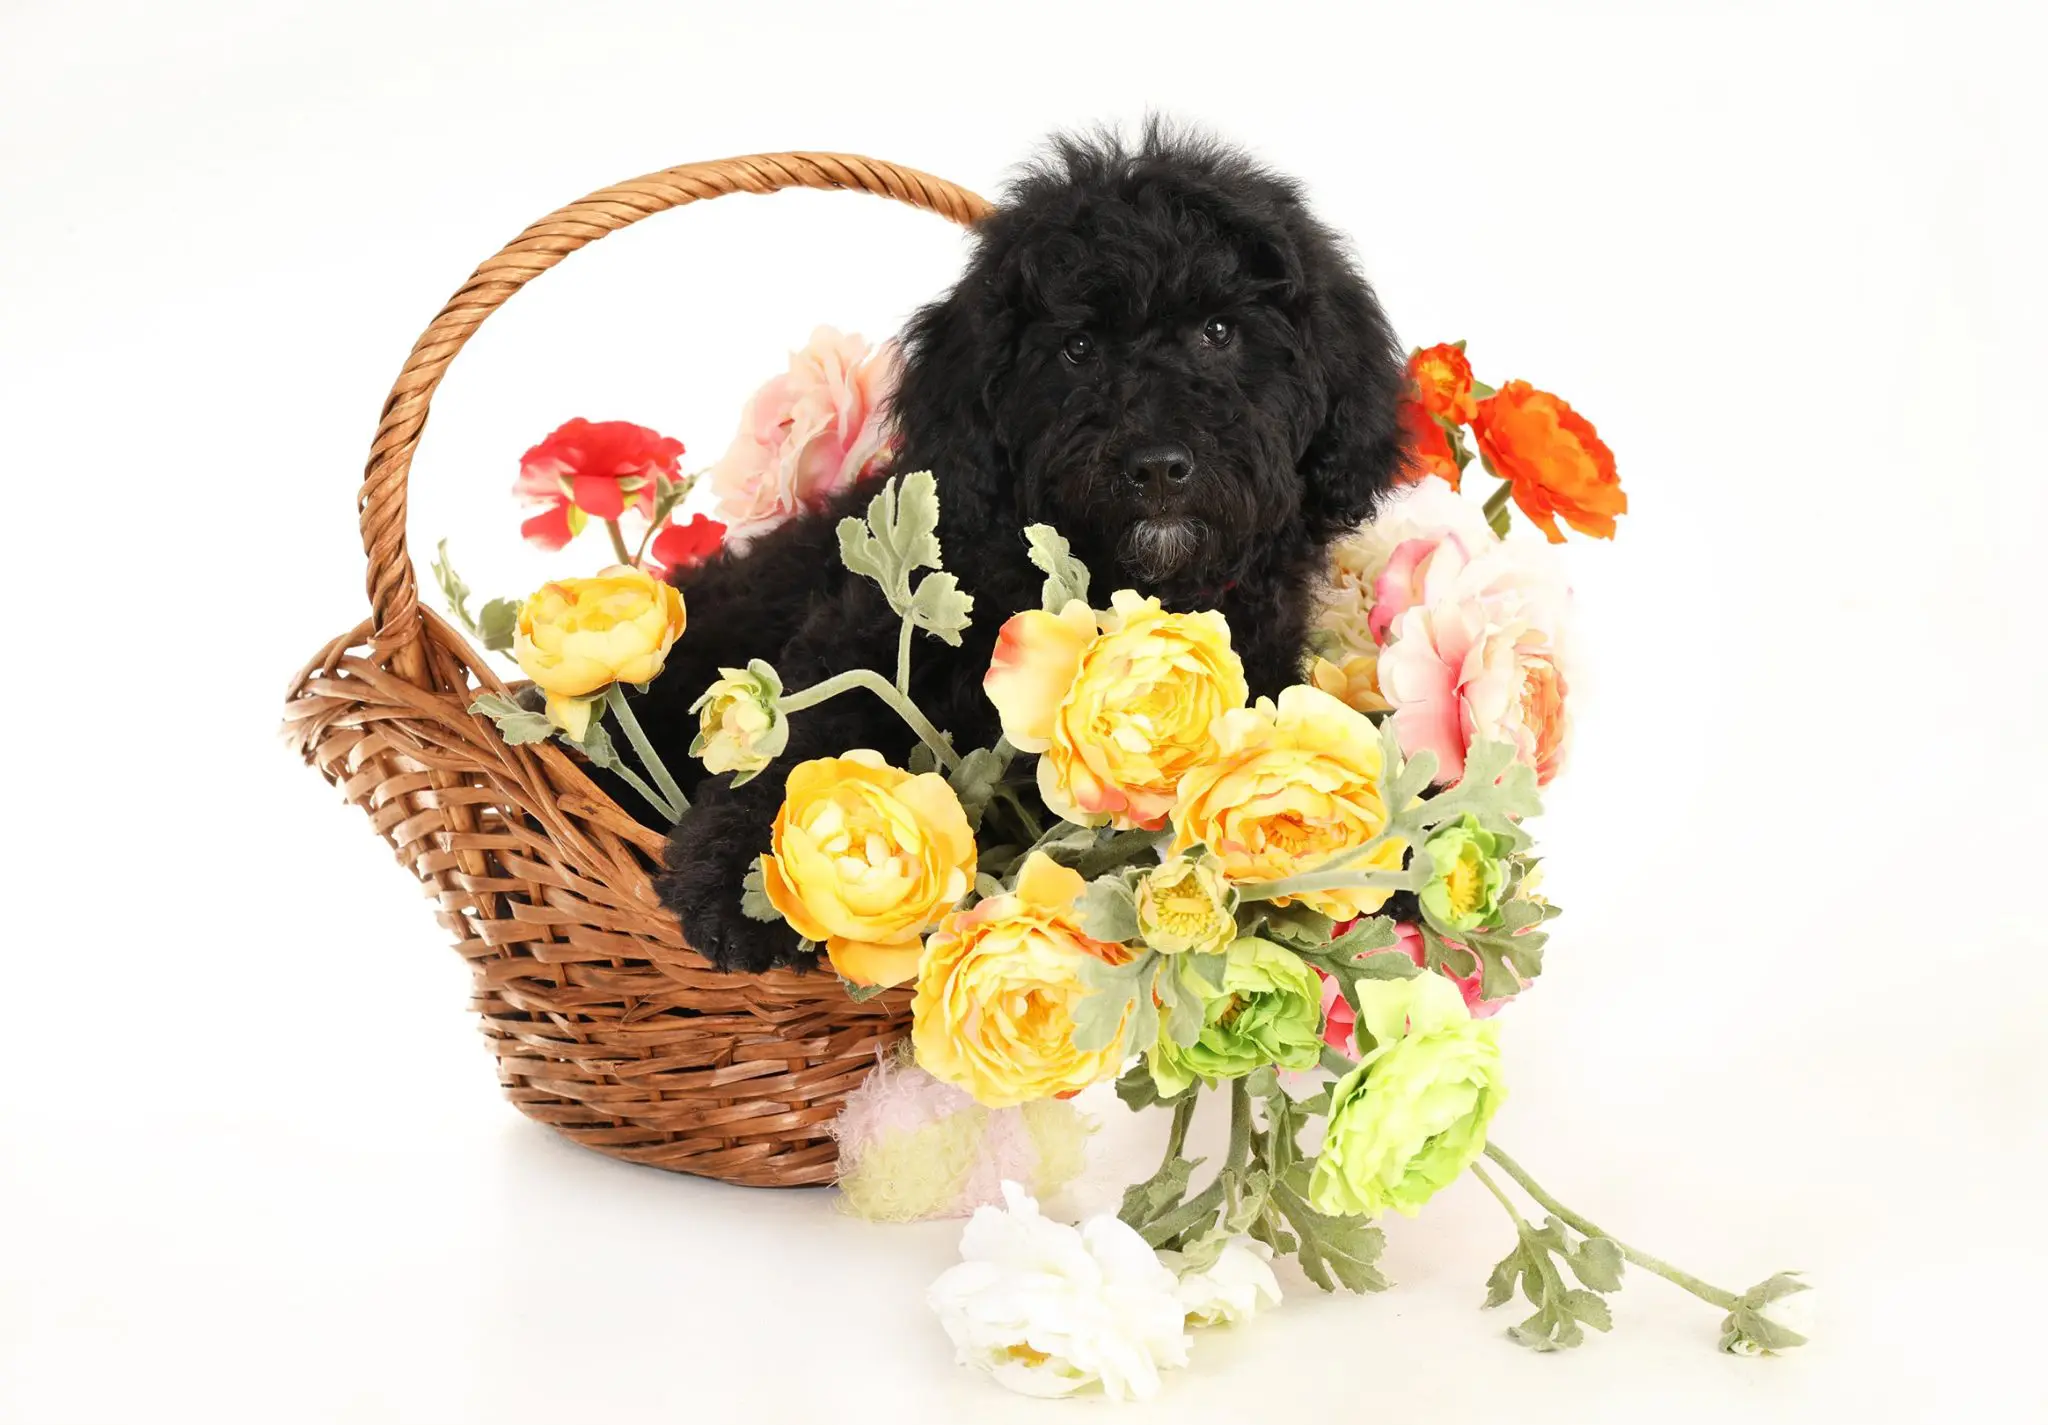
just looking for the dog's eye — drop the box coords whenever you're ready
[1201,316,1236,348]
[1060,332,1097,365]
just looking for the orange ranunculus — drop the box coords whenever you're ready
[1398,399,1461,490]
[1472,381,1625,544]
[1408,343,1478,425]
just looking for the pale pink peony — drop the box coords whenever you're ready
[1320,483,1496,655]
[708,327,902,543]
[1376,531,1574,786]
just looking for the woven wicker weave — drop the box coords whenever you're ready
[282,154,992,1187]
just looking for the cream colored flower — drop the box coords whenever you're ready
[1134,857,1238,957]
[687,663,787,781]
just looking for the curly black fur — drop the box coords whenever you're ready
[621,123,1408,974]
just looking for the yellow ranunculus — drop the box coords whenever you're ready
[1171,684,1407,921]
[913,853,1130,1108]
[1310,652,1392,716]
[514,565,688,737]
[760,750,976,989]
[983,590,1247,829]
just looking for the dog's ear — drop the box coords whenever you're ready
[1291,233,1408,541]
[887,271,1013,538]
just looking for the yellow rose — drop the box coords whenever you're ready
[1310,653,1392,716]
[760,751,976,989]
[983,589,1247,829]
[514,565,687,738]
[1171,685,1407,921]
[913,853,1130,1108]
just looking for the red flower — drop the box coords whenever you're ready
[1471,381,1624,543]
[514,419,687,551]
[1408,343,1478,425]
[1397,399,1462,490]
[643,513,728,577]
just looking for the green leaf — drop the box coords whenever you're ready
[1075,873,1141,945]
[1118,1152,1197,1231]
[431,539,480,638]
[1269,1170,1390,1294]
[947,746,1008,828]
[476,597,520,652]
[740,862,783,924]
[1485,1215,1619,1352]
[906,570,974,645]
[839,976,890,1004]
[1156,959,1207,1048]
[1114,1058,1185,1113]
[1023,523,1091,612]
[1568,1236,1626,1293]
[1242,902,1336,948]
[838,470,945,616]
[908,742,939,775]
[1071,953,1155,1053]
[468,692,554,746]
[565,717,620,770]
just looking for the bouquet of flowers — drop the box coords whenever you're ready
[449,333,1808,1402]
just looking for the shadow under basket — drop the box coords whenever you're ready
[281,153,991,1187]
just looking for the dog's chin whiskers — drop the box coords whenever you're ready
[1119,517,1206,585]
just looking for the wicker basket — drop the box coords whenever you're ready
[282,153,991,1187]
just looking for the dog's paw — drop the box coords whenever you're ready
[657,802,811,975]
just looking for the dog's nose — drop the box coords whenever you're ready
[1122,442,1194,491]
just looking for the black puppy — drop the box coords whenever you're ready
[631,125,1407,974]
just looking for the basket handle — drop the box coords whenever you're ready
[356,152,993,676]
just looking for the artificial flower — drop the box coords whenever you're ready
[1398,398,1462,489]
[1176,1238,1284,1327]
[512,565,687,738]
[687,662,787,780]
[708,327,901,543]
[1316,483,1496,658]
[1309,973,1506,1218]
[928,1181,1191,1400]
[1170,684,1407,921]
[1134,856,1239,958]
[1721,1273,1817,1356]
[642,512,727,577]
[832,1055,1091,1223]
[1309,652,1392,715]
[759,750,976,988]
[1147,937,1326,1098]
[913,853,1130,1109]
[1319,920,1509,1057]
[1418,814,1510,934]
[513,418,686,550]
[985,590,1248,829]
[1409,342,1479,425]
[1472,380,1625,543]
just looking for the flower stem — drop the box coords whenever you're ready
[605,519,633,566]
[895,616,914,697]
[1482,480,1513,532]
[1468,1161,1529,1228]
[1159,1091,1198,1175]
[605,758,679,824]
[1483,1142,1742,1311]
[1239,864,1429,904]
[779,669,960,772]
[605,685,690,820]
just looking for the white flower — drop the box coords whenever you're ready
[928,1181,1192,1400]
[1721,1273,1816,1356]
[1176,1237,1283,1327]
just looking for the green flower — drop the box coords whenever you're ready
[1134,855,1238,957]
[688,661,787,784]
[1147,937,1323,1097]
[1418,814,1509,934]
[1309,973,1506,1218]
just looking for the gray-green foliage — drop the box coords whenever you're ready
[1485,1215,1625,1351]
[837,470,973,643]
[1023,523,1090,611]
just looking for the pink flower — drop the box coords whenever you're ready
[708,327,902,543]
[513,419,686,550]
[641,513,727,578]
[1376,536,1573,786]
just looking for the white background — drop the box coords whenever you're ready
[3,1,2043,1420]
